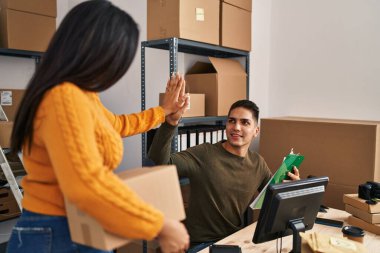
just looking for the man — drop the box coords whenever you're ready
[148,99,300,252]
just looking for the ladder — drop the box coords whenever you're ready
[0,146,23,211]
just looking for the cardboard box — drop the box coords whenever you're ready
[347,215,380,235]
[346,204,380,224]
[0,187,14,202]
[224,0,252,11]
[0,121,12,148]
[147,0,219,45]
[0,187,21,222]
[343,194,380,214]
[0,0,57,17]
[159,93,205,118]
[259,117,380,209]
[221,0,252,51]
[65,165,186,251]
[0,89,24,149]
[0,8,55,51]
[0,89,25,121]
[323,183,356,210]
[185,57,247,116]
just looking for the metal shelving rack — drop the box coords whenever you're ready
[141,38,250,163]
[0,48,42,217]
[0,48,43,64]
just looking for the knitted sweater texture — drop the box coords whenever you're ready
[21,82,165,240]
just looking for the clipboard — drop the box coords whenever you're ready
[250,149,304,209]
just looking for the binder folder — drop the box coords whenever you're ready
[250,149,304,209]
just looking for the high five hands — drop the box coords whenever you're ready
[161,73,190,126]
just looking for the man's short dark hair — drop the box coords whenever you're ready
[228,100,260,123]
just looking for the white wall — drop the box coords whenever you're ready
[1,0,379,169]
[253,0,380,121]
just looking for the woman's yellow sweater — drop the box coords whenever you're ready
[21,82,165,240]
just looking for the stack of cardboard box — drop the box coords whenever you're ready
[148,0,250,117]
[259,117,380,210]
[0,0,56,52]
[147,0,252,51]
[0,187,21,221]
[343,194,380,235]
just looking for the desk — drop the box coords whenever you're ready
[199,208,380,253]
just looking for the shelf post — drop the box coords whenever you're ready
[169,38,179,153]
[246,54,250,99]
[141,42,147,162]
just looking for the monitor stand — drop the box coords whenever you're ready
[288,218,305,253]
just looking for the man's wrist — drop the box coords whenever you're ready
[165,118,180,126]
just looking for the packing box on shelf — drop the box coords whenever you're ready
[259,117,380,210]
[0,0,56,51]
[221,0,252,51]
[0,89,25,121]
[185,57,246,116]
[345,204,380,224]
[0,0,57,17]
[147,0,219,45]
[0,187,21,222]
[0,89,25,148]
[343,194,380,214]
[159,93,205,118]
[347,215,380,235]
[0,121,12,148]
[0,187,14,202]
[65,165,186,251]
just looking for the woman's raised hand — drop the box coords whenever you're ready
[161,73,187,116]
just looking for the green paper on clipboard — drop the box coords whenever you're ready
[250,149,304,210]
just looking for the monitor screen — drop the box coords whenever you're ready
[252,177,329,252]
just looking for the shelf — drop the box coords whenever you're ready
[0,48,43,59]
[180,116,227,125]
[142,38,249,58]
[141,38,248,160]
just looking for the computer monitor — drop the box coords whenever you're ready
[252,176,329,253]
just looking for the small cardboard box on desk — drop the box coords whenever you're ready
[65,165,186,251]
[343,194,380,235]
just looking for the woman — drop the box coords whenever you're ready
[7,1,189,252]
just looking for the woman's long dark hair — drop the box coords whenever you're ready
[11,0,139,153]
